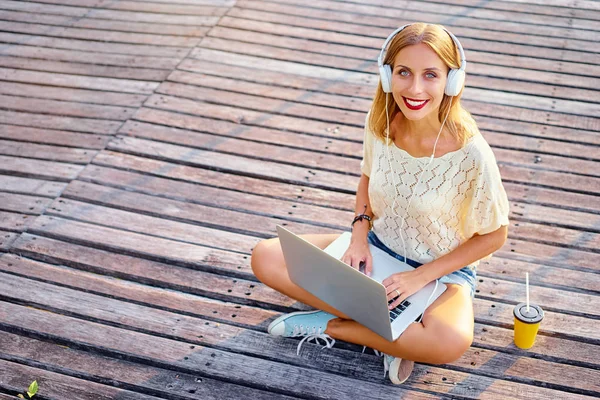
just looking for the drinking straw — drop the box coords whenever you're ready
[526,272,530,312]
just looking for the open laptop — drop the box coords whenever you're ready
[276,225,446,341]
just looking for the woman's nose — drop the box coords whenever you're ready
[408,76,423,93]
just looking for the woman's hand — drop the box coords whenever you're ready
[341,239,373,276]
[383,269,430,309]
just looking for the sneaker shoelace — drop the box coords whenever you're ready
[292,324,336,355]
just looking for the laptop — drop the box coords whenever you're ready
[276,225,446,341]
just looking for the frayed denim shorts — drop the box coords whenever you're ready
[368,231,477,297]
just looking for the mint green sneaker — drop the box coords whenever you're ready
[384,354,414,384]
[268,310,336,355]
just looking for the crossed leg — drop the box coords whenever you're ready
[251,233,474,364]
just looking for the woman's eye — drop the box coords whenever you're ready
[399,70,409,76]
[425,72,437,79]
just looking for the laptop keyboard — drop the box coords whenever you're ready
[388,299,411,322]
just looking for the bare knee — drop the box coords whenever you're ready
[250,238,282,284]
[429,326,473,364]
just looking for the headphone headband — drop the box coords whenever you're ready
[377,24,467,96]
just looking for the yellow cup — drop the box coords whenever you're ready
[513,303,544,349]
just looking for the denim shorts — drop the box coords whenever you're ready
[367,231,477,297]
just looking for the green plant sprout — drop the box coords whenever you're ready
[17,380,38,399]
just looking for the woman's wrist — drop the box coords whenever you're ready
[350,220,370,242]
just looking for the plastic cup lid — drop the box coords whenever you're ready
[513,303,544,324]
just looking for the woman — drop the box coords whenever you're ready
[251,23,509,384]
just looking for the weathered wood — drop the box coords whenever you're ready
[28,0,231,16]
[234,0,600,43]
[0,211,33,232]
[0,110,122,134]
[0,358,166,400]
[0,67,158,94]
[0,175,66,197]
[0,20,201,47]
[0,155,84,181]
[1,45,180,69]
[0,94,136,121]
[0,32,190,58]
[4,241,600,370]
[0,192,51,214]
[0,269,595,399]
[0,301,442,400]
[0,230,18,252]
[0,140,97,164]
[43,200,262,253]
[61,180,322,236]
[0,56,169,82]
[0,125,110,149]
[213,18,600,75]
[0,0,221,25]
[0,331,297,400]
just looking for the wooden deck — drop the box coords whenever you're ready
[0,0,599,398]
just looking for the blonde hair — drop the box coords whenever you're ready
[369,23,478,145]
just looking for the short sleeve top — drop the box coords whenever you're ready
[360,116,510,265]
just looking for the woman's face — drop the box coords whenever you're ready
[391,43,449,123]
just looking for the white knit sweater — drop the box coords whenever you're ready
[360,121,510,265]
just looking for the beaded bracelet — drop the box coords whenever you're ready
[351,204,373,230]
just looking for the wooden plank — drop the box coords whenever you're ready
[0,230,18,251]
[0,359,166,400]
[205,25,600,75]
[0,94,136,121]
[0,32,190,58]
[61,179,322,237]
[234,0,600,43]
[107,134,357,191]
[5,237,599,371]
[273,0,600,31]
[0,140,97,164]
[0,20,200,47]
[0,125,110,149]
[62,174,600,293]
[28,0,231,16]
[0,192,51,214]
[136,97,600,179]
[186,49,600,145]
[0,110,122,134]
[0,332,296,400]
[0,211,33,232]
[119,118,360,176]
[7,233,599,370]
[216,15,599,62]
[74,163,600,257]
[429,0,600,18]
[132,108,361,157]
[0,175,65,197]
[1,46,180,69]
[43,199,262,252]
[22,198,600,318]
[0,0,222,25]
[0,81,147,108]
[0,269,595,399]
[0,155,84,181]
[0,56,170,81]
[176,57,599,107]
[0,20,202,47]
[109,129,600,200]
[0,67,158,94]
[0,301,441,400]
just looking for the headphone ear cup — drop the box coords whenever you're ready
[445,68,465,97]
[379,64,393,93]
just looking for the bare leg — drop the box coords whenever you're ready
[325,283,474,364]
[252,236,474,364]
[251,234,353,320]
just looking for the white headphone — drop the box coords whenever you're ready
[377,24,467,96]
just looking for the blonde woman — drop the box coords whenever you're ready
[251,23,509,384]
